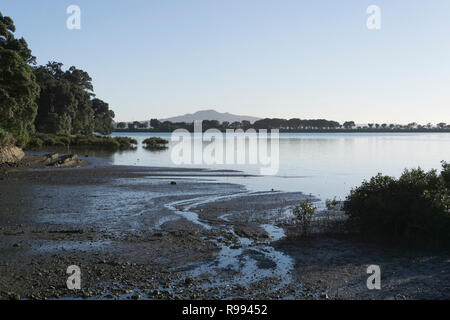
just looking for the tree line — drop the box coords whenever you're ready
[115,118,449,132]
[0,12,115,147]
[117,119,348,131]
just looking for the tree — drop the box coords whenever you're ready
[437,123,446,129]
[241,120,251,129]
[34,65,76,134]
[0,12,35,64]
[34,62,98,135]
[150,119,161,129]
[117,122,127,129]
[92,98,115,134]
[0,12,39,146]
[138,122,148,129]
[343,121,356,129]
[229,121,242,129]
[133,121,141,129]
[288,118,301,129]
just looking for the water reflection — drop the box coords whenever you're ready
[106,132,450,201]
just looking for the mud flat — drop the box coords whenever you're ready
[0,157,449,300]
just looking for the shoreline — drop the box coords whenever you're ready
[112,129,450,134]
[1,157,449,300]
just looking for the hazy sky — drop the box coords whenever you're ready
[3,1,450,123]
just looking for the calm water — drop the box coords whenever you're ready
[108,132,450,201]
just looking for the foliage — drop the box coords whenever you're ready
[92,98,115,135]
[1,12,117,147]
[0,12,40,146]
[344,162,450,248]
[325,197,339,210]
[293,198,317,236]
[116,122,127,129]
[143,137,169,146]
[143,137,169,150]
[33,62,94,135]
[0,12,35,64]
[0,126,14,146]
[33,62,116,136]
[25,133,137,150]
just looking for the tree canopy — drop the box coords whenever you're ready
[92,98,115,134]
[0,12,39,146]
[0,11,116,146]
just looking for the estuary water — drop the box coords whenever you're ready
[108,132,450,201]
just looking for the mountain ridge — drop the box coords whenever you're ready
[160,109,261,124]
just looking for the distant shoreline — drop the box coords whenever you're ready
[113,128,450,133]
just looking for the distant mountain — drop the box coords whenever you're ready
[160,109,261,124]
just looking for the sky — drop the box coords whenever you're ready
[2,0,450,124]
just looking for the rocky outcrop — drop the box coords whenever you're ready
[44,153,82,168]
[0,145,25,164]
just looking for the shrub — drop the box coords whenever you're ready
[143,137,169,150]
[14,134,30,148]
[325,197,339,210]
[58,136,71,146]
[42,136,57,146]
[114,136,138,149]
[143,137,169,145]
[24,133,137,150]
[344,162,450,248]
[0,127,14,146]
[293,198,317,237]
[27,137,43,148]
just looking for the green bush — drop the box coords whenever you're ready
[27,137,43,148]
[344,162,450,248]
[325,197,339,210]
[293,198,317,237]
[0,127,14,146]
[25,133,137,150]
[58,136,71,146]
[143,137,169,150]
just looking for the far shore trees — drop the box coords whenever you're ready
[343,121,356,129]
[115,118,450,133]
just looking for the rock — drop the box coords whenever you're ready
[184,277,194,286]
[0,145,24,164]
[9,293,21,300]
[46,154,80,168]
[131,293,141,300]
[62,154,77,163]
[47,153,59,161]
[320,293,329,299]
